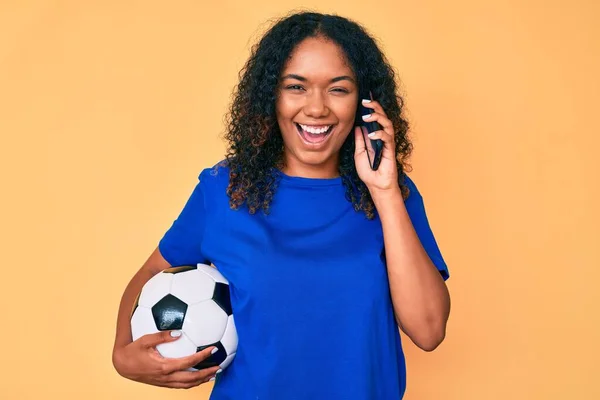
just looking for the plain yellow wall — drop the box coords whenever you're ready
[1,1,599,399]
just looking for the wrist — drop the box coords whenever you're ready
[370,185,403,208]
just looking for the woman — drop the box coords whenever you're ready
[112,11,450,400]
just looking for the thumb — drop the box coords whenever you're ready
[354,126,366,155]
[141,330,182,348]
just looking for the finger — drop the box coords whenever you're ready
[365,128,395,161]
[156,380,199,389]
[365,128,393,143]
[167,366,221,384]
[354,126,366,154]
[164,345,219,373]
[354,125,378,162]
[140,330,182,349]
[360,98,386,116]
[361,112,394,133]
[163,373,216,389]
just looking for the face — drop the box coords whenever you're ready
[275,36,358,178]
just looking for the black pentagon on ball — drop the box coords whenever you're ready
[213,282,232,316]
[151,294,188,330]
[193,342,226,370]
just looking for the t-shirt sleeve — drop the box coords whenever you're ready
[158,171,211,267]
[403,176,450,281]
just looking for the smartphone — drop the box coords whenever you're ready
[355,90,384,170]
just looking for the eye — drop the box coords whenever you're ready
[331,87,350,93]
[285,84,305,91]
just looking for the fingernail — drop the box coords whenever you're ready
[368,132,376,138]
[216,369,223,374]
[209,377,216,382]
[362,114,371,120]
[211,347,219,355]
[170,330,182,337]
[362,98,371,103]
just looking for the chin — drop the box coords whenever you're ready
[281,124,348,170]
[294,149,338,169]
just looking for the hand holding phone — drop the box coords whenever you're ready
[356,91,384,171]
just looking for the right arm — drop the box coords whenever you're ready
[111,247,220,389]
[112,247,169,352]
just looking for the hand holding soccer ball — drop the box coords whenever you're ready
[113,330,221,388]
[114,263,237,389]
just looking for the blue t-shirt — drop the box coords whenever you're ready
[159,162,449,400]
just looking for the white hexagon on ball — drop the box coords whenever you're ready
[221,352,236,369]
[198,265,229,284]
[171,268,216,305]
[156,332,197,359]
[183,300,228,347]
[138,273,173,308]
[221,315,238,355]
[131,306,158,341]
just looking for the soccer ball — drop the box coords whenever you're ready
[130,263,237,370]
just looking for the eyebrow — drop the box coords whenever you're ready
[281,74,356,84]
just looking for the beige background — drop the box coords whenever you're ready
[1,0,599,399]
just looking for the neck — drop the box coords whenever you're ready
[280,155,340,179]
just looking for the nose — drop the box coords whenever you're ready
[303,90,330,118]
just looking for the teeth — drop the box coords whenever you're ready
[299,124,331,134]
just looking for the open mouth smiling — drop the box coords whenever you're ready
[295,123,335,145]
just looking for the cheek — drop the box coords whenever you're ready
[275,95,299,121]
[332,99,358,125]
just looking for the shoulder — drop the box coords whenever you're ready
[402,173,422,200]
[194,160,232,212]
[198,159,231,188]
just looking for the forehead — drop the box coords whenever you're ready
[281,37,354,79]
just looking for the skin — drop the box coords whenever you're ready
[277,36,451,351]
[112,249,222,388]
[276,36,359,178]
[112,36,450,390]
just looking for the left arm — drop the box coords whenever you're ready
[372,187,450,351]
[354,98,450,351]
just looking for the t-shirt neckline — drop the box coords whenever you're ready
[274,168,343,187]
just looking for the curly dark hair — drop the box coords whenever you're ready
[221,11,413,219]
